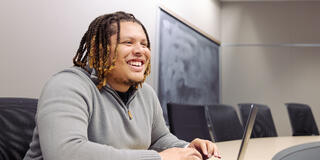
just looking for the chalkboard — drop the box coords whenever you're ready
[158,8,220,123]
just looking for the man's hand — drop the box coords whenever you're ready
[159,147,203,160]
[188,138,221,159]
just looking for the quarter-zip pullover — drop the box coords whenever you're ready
[23,66,188,160]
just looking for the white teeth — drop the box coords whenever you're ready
[129,61,142,67]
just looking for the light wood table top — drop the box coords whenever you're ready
[208,136,320,160]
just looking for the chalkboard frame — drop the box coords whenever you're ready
[157,6,220,123]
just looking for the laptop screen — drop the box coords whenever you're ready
[237,104,258,160]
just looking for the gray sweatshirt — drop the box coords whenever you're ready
[23,67,188,160]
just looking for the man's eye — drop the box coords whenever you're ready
[122,41,132,44]
[141,43,148,47]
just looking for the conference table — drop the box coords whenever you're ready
[208,136,320,160]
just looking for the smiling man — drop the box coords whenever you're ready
[23,11,220,160]
[106,21,150,92]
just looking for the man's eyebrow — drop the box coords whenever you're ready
[120,36,147,41]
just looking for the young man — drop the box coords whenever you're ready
[24,11,220,160]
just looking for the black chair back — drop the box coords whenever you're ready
[0,98,37,160]
[206,104,243,142]
[238,103,277,138]
[285,103,319,136]
[167,103,212,142]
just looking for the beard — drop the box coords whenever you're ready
[113,76,144,87]
[124,79,143,86]
[106,67,147,91]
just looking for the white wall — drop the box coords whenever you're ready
[221,2,320,136]
[161,0,221,41]
[0,0,221,98]
[0,0,158,98]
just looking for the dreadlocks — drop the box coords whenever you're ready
[73,11,151,89]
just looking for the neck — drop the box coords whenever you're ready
[107,80,130,92]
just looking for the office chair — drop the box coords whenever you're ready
[238,103,277,138]
[285,103,319,136]
[206,104,244,142]
[167,103,212,142]
[0,98,38,160]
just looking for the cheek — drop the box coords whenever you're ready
[114,49,128,64]
[145,50,151,60]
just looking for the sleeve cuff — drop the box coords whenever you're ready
[140,150,162,160]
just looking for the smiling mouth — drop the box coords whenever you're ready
[128,61,143,67]
[127,60,145,72]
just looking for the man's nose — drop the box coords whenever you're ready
[132,44,145,55]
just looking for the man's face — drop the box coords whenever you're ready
[107,21,150,92]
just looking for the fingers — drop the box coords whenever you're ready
[205,142,220,159]
[189,138,221,159]
[199,140,208,156]
[210,143,221,158]
[206,141,214,157]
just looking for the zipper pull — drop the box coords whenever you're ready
[128,110,133,120]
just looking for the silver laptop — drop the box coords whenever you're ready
[237,104,258,160]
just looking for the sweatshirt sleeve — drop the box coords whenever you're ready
[35,71,161,160]
[148,88,189,152]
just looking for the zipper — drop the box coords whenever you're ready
[124,91,136,120]
[103,86,136,120]
[128,110,133,120]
